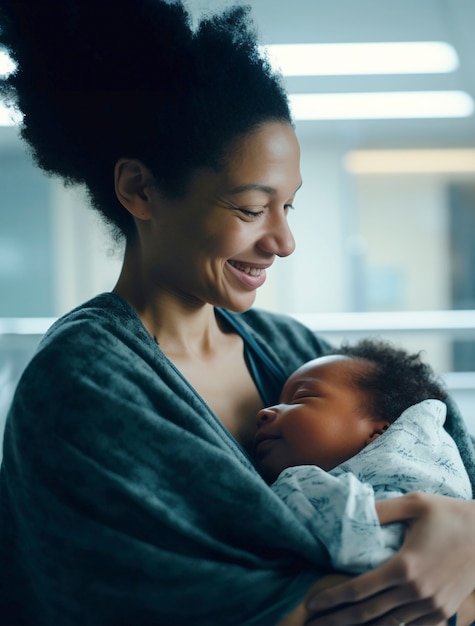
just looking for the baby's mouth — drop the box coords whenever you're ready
[254,432,280,451]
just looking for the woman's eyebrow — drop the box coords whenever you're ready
[227,181,303,196]
[227,183,276,196]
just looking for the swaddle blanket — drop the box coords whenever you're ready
[272,399,473,574]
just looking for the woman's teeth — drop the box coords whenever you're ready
[229,261,263,276]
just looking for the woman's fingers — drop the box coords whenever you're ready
[276,575,352,626]
[305,494,475,625]
[306,557,409,614]
[367,597,455,625]
[305,587,455,626]
[374,492,424,525]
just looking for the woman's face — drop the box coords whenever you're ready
[144,121,301,312]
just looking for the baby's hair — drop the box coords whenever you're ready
[0,0,291,240]
[326,338,448,423]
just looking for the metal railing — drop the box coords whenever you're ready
[290,309,475,338]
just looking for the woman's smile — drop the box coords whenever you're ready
[227,259,269,289]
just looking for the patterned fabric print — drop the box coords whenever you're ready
[272,399,472,574]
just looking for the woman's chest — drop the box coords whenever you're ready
[172,342,264,454]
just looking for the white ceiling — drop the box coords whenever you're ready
[192,0,475,150]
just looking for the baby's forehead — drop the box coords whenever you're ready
[292,354,353,378]
[285,354,371,389]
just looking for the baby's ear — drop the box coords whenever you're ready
[365,422,390,445]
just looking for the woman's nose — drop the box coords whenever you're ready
[256,406,278,425]
[258,211,295,258]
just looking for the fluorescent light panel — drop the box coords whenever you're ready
[263,42,459,76]
[344,149,475,174]
[0,49,15,76]
[1,45,470,125]
[0,50,19,126]
[0,101,22,126]
[3,91,471,126]
[289,91,474,120]
[2,43,459,79]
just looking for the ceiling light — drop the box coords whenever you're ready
[344,149,475,174]
[0,50,18,126]
[289,91,474,120]
[263,42,458,76]
[0,101,22,127]
[0,49,16,76]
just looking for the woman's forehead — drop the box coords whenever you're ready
[224,122,300,172]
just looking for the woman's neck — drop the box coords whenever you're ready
[113,240,225,359]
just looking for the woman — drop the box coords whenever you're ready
[0,1,474,624]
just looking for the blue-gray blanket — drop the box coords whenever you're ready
[1,293,475,625]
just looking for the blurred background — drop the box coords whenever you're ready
[2,0,475,443]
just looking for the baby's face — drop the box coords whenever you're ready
[254,355,378,483]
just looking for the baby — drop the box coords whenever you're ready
[254,338,472,574]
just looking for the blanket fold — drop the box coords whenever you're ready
[1,294,330,625]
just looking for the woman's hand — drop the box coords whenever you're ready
[276,575,351,626]
[303,492,475,625]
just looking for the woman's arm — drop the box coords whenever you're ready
[303,493,475,625]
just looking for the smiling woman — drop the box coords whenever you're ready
[113,122,299,317]
[1,1,475,625]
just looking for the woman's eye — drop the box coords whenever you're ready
[284,203,295,213]
[238,207,264,218]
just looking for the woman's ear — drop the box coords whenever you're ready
[365,421,390,445]
[114,158,156,220]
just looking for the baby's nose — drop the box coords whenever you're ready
[256,406,277,424]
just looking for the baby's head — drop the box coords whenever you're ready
[255,338,447,483]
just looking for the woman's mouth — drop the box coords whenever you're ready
[227,260,267,289]
[228,260,264,276]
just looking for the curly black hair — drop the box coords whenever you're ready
[0,0,291,240]
[326,338,448,424]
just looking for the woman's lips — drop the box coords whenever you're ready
[227,260,268,289]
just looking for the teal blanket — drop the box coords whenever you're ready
[1,293,475,625]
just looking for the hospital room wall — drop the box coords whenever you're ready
[254,136,456,374]
[255,137,451,317]
[0,132,455,319]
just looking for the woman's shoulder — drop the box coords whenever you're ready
[21,293,158,395]
[36,292,157,361]
[8,293,167,437]
[224,306,333,363]
[41,292,145,345]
